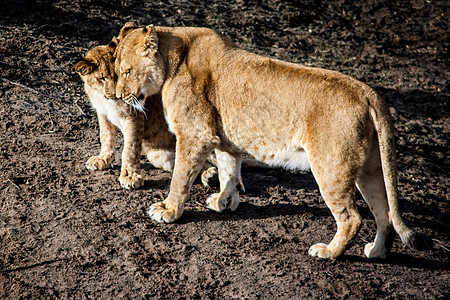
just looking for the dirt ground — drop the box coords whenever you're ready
[1,0,449,298]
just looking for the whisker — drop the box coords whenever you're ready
[122,94,147,118]
[131,95,147,118]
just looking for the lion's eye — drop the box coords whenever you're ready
[97,77,106,82]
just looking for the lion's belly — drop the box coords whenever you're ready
[215,94,310,170]
[252,147,311,171]
[222,122,311,171]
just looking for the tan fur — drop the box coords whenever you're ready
[74,34,235,196]
[115,25,424,259]
[75,38,176,189]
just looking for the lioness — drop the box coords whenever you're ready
[114,24,426,259]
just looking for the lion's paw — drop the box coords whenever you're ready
[206,193,227,212]
[228,193,240,211]
[85,156,112,171]
[364,242,386,259]
[201,166,217,187]
[206,192,240,212]
[119,172,144,189]
[148,201,180,223]
[308,243,333,259]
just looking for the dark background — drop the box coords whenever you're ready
[1,0,449,298]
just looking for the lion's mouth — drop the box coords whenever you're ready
[122,93,137,103]
[122,94,146,113]
[104,93,119,101]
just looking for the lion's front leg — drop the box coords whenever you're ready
[119,119,144,189]
[86,114,117,171]
[206,149,243,212]
[149,136,218,223]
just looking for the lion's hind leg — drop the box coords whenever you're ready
[307,149,363,259]
[144,147,175,172]
[307,184,362,259]
[206,149,243,212]
[356,141,394,259]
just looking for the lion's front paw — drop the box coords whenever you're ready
[201,166,218,187]
[119,171,144,189]
[364,242,386,259]
[308,243,333,259]
[85,155,112,171]
[148,201,181,223]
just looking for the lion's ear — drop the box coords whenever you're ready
[141,25,158,57]
[106,36,118,52]
[74,59,96,75]
[119,21,138,41]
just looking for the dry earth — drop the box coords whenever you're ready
[0,0,449,299]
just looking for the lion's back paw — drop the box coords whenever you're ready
[364,242,386,259]
[308,243,334,259]
[206,192,240,212]
[201,166,217,187]
[206,193,227,212]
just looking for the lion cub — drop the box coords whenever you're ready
[75,38,177,189]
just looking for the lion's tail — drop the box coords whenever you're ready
[368,92,430,251]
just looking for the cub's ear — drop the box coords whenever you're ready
[141,25,158,57]
[106,36,119,52]
[119,21,138,41]
[74,59,97,75]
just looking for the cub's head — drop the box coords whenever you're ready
[75,37,118,100]
[115,23,166,110]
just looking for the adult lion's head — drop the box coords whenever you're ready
[114,23,166,110]
[75,37,118,100]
